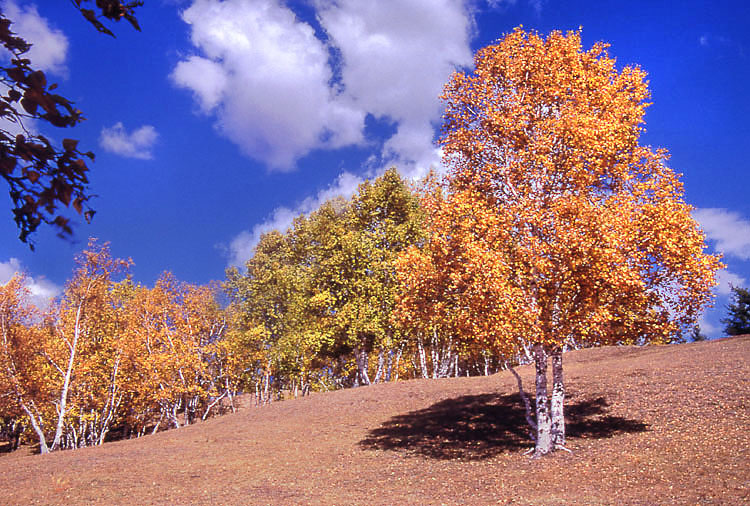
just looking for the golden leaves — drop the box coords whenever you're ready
[423,28,723,352]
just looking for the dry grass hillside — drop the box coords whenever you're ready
[1,336,748,505]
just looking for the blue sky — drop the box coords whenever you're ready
[1,0,748,337]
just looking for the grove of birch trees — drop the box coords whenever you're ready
[0,29,721,456]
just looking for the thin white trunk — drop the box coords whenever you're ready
[417,337,429,379]
[3,324,49,453]
[96,355,122,445]
[20,402,49,453]
[430,330,438,379]
[202,391,228,420]
[392,348,402,381]
[263,370,270,404]
[50,300,85,452]
[436,336,453,378]
[551,347,565,448]
[373,350,386,384]
[355,347,371,386]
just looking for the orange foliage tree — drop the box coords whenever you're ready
[408,28,722,457]
[37,240,130,452]
[0,274,45,450]
[122,274,228,431]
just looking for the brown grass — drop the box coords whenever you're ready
[1,336,748,505]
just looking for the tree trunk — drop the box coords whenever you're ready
[533,344,552,457]
[354,347,371,386]
[373,350,386,384]
[417,337,429,379]
[51,300,85,452]
[20,402,49,454]
[392,348,402,382]
[551,347,565,448]
[263,370,271,404]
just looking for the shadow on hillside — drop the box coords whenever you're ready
[359,394,648,460]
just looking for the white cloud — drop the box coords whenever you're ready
[0,258,62,310]
[0,258,23,285]
[317,0,471,176]
[99,122,159,160]
[173,0,473,172]
[699,34,709,47]
[171,55,228,113]
[209,0,474,266]
[693,208,750,260]
[227,171,363,267]
[697,313,719,338]
[172,0,365,170]
[487,0,517,7]
[1,0,68,76]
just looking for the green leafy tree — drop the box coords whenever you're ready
[313,168,424,385]
[226,168,425,390]
[225,219,329,400]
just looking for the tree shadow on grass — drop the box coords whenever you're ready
[359,393,648,460]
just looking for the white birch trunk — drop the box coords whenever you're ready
[417,337,429,379]
[50,300,85,452]
[373,350,386,384]
[392,348,402,381]
[533,344,552,457]
[354,347,371,386]
[20,402,49,453]
[551,347,565,448]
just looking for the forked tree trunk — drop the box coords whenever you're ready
[50,300,85,452]
[550,347,565,448]
[532,344,553,457]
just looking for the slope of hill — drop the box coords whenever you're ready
[2,337,748,505]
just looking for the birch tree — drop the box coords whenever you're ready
[435,28,722,456]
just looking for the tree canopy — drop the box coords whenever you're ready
[430,27,721,456]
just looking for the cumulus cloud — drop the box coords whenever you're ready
[172,0,365,170]
[693,208,750,261]
[227,171,363,267]
[99,122,159,159]
[316,0,471,176]
[173,0,472,173]
[0,258,62,310]
[1,0,68,76]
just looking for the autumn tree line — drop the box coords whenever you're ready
[2,29,722,457]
